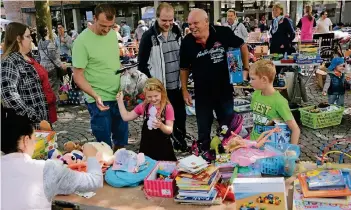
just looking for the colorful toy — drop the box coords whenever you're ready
[316,138,351,166]
[256,194,281,206]
[63,141,82,153]
[47,149,62,160]
[60,153,79,165]
[147,105,157,130]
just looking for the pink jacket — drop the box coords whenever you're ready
[300,16,314,41]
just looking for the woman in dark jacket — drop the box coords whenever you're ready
[269,3,295,55]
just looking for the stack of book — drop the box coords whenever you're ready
[294,169,351,209]
[174,155,221,205]
[215,154,236,181]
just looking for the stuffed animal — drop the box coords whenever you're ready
[147,105,157,130]
[48,149,62,160]
[39,120,52,131]
[63,141,82,153]
[71,150,84,161]
[86,142,114,165]
[60,153,79,165]
[112,148,146,173]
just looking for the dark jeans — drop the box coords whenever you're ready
[195,98,234,151]
[87,101,128,147]
[167,88,187,143]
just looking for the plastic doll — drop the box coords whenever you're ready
[225,127,281,153]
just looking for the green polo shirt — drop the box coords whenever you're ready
[72,29,120,103]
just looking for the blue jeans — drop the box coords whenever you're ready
[328,94,345,106]
[195,99,234,151]
[87,101,128,147]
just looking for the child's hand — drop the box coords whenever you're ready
[322,91,327,96]
[116,91,124,102]
[152,118,162,129]
[272,127,281,133]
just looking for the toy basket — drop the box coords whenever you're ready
[143,161,177,198]
[299,105,344,129]
[257,142,300,176]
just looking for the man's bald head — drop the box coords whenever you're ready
[187,8,209,39]
[188,8,208,22]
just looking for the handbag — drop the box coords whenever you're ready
[39,40,67,78]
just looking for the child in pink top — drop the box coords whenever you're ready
[116,78,177,161]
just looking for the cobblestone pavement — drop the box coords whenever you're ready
[53,76,351,163]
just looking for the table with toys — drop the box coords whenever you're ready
[54,161,351,210]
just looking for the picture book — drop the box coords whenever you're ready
[227,48,243,84]
[178,155,208,174]
[293,180,351,210]
[233,177,287,210]
[298,172,351,198]
[174,189,218,204]
[178,186,216,198]
[306,170,346,191]
[177,171,220,191]
[177,165,218,184]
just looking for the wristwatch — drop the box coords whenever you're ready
[244,67,249,71]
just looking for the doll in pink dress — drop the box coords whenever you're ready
[225,127,281,166]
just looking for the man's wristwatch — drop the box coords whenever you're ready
[244,67,249,71]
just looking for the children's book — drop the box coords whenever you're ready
[306,169,346,191]
[177,171,220,191]
[298,172,351,198]
[174,189,218,204]
[178,186,216,198]
[178,155,208,174]
[177,165,218,184]
[227,48,243,84]
[293,180,351,210]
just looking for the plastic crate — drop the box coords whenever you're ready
[258,142,300,176]
[299,105,344,129]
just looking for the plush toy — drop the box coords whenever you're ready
[39,120,52,131]
[60,153,79,165]
[48,149,62,160]
[71,150,84,161]
[147,105,157,130]
[86,142,114,165]
[210,125,228,154]
[63,141,82,153]
[112,148,146,173]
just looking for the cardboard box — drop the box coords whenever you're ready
[233,177,287,210]
[33,131,57,159]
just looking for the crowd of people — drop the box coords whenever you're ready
[0,2,349,209]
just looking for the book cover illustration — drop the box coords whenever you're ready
[293,180,351,210]
[227,48,243,84]
[234,178,287,210]
[298,172,351,198]
[307,170,346,191]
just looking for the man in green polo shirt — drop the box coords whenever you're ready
[72,4,127,151]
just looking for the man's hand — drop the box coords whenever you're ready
[322,91,327,96]
[95,95,110,111]
[182,89,193,106]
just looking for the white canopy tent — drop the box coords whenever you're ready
[0,18,12,28]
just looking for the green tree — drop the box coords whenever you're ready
[34,0,53,40]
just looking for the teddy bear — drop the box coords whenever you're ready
[63,141,82,153]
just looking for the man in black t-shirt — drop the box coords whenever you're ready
[180,9,250,152]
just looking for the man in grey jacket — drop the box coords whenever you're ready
[138,2,188,152]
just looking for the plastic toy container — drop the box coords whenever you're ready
[299,105,344,129]
[257,142,300,176]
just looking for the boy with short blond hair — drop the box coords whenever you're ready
[249,60,300,144]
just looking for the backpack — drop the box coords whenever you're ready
[105,156,156,188]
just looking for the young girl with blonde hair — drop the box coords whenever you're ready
[116,78,177,161]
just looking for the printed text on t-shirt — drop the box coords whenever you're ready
[196,47,225,64]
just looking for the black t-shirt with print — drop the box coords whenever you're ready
[180,25,244,102]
